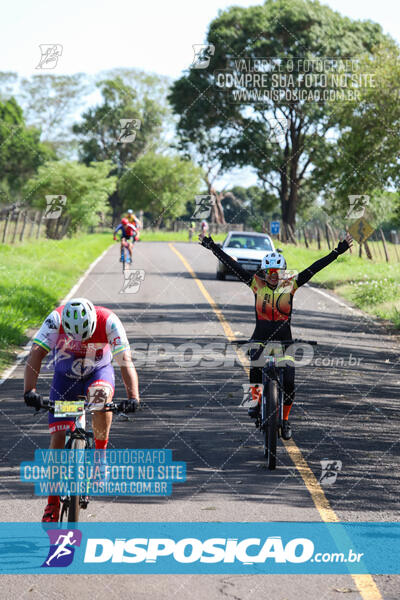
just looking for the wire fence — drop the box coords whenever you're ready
[283,224,400,263]
[1,207,398,263]
[0,208,71,244]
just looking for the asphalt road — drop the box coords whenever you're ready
[1,241,399,599]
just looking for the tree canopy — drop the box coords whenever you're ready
[119,153,203,225]
[169,0,387,231]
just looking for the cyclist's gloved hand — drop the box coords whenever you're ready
[24,390,41,411]
[119,398,140,413]
[334,240,348,255]
[200,235,215,250]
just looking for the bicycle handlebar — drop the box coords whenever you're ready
[232,339,318,346]
[39,397,130,414]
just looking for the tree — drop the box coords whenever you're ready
[0,97,51,200]
[97,68,174,151]
[170,127,227,224]
[0,72,18,101]
[314,40,400,210]
[222,185,279,227]
[19,74,89,157]
[73,77,165,220]
[73,77,164,170]
[23,160,117,236]
[169,0,385,235]
[119,153,203,225]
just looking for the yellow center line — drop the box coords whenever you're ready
[169,242,382,600]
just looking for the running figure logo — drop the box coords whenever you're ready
[44,195,67,219]
[120,269,145,294]
[192,195,215,219]
[319,460,342,485]
[191,44,215,69]
[117,119,141,143]
[42,529,82,568]
[36,44,63,69]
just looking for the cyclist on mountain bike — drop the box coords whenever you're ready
[126,209,142,239]
[114,217,138,262]
[23,298,140,522]
[200,233,353,440]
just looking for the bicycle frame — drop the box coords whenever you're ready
[39,396,127,522]
[234,338,317,470]
[260,357,285,435]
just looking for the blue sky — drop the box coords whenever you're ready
[1,0,399,78]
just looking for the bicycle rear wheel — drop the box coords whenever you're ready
[263,379,278,470]
[67,436,85,522]
[122,248,126,271]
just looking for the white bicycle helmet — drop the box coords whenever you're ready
[261,251,287,270]
[62,298,97,340]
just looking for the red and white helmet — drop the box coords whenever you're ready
[62,298,97,340]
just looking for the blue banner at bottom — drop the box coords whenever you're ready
[0,522,398,574]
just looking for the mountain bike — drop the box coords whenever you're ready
[235,339,317,470]
[38,396,129,523]
[120,239,132,272]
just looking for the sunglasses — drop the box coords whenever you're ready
[266,268,279,274]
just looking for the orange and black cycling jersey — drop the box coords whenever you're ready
[209,242,339,341]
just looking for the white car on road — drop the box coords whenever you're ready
[216,231,276,280]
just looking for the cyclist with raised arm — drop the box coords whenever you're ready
[23,298,140,522]
[200,233,353,440]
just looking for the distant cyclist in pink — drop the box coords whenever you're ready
[23,298,140,522]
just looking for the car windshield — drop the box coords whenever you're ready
[226,234,272,251]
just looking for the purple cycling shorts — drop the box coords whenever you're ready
[48,364,115,433]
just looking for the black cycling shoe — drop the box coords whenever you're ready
[281,420,292,440]
[248,404,260,419]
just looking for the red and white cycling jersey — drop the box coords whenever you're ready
[125,224,137,238]
[33,306,129,378]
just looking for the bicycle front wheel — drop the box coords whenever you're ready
[67,436,85,522]
[264,379,278,470]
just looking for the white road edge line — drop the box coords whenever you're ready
[0,245,112,387]
[305,283,357,311]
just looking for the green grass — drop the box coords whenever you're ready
[281,243,400,328]
[0,233,112,371]
[140,230,226,243]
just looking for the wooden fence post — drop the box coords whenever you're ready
[316,226,321,250]
[19,211,28,242]
[11,211,21,244]
[374,231,383,261]
[288,224,297,245]
[393,236,400,262]
[1,211,10,244]
[324,224,331,250]
[59,216,71,239]
[364,241,372,260]
[28,211,36,239]
[380,228,389,262]
[36,212,43,239]
[303,228,309,248]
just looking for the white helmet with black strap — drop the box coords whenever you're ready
[261,251,287,270]
[61,297,97,340]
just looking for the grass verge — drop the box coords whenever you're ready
[0,233,112,372]
[281,243,400,329]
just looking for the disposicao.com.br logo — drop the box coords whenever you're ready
[0,522,395,575]
[42,528,82,568]
[83,535,363,566]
